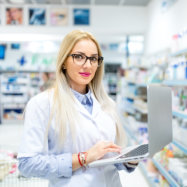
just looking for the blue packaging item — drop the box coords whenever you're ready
[185,61,187,79]
[128,84,136,95]
[0,45,6,59]
[8,76,17,83]
[173,64,178,80]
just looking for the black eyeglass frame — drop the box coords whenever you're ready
[68,54,104,67]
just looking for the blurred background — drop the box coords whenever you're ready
[0,0,187,186]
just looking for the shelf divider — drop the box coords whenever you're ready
[172,140,187,155]
[172,109,187,119]
[170,48,187,57]
[163,80,187,86]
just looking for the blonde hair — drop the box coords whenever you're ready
[49,30,127,149]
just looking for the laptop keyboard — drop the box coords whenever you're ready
[117,144,148,159]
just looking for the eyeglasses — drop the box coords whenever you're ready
[68,53,104,67]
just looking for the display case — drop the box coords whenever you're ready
[0,71,41,124]
[118,53,187,186]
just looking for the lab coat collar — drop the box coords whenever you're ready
[71,88,93,106]
[49,88,101,118]
[74,92,101,118]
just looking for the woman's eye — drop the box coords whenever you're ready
[91,57,98,62]
[75,54,84,59]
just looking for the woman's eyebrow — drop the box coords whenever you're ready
[72,51,84,54]
[73,51,99,56]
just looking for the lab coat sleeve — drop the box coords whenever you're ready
[18,94,72,178]
[18,153,72,178]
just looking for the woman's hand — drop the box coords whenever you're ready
[86,141,121,164]
[124,161,139,169]
[128,161,139,165]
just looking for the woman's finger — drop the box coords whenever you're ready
[104,142,121,149]
[104,148,121,154]
[128,161,139,164]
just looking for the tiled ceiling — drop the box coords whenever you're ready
[1,0,151,6]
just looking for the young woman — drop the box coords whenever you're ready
[18,30,138,187]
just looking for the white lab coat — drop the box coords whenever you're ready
[18,90,123,187]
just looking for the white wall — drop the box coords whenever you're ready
[145,0,187,55]
[0,4,148,43]
[0,4,148,66]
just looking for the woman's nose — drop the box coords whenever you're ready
[83,59,92,67]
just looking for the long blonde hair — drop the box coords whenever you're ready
[49,30,126,148]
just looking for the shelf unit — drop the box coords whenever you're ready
[104,64,121,101]
[120,77,187,186]
[0,71,41,124]
[124,115,187,155]
[125,79,147,88]
[120,117,157,187]
[133,104,148,114]
[163,80,187,156]
[152,159,180,187]
[122,117,183,187]
[123,124,138,142]
[121,47,187,186]
[124,94,147,100]
[139,162,157,187]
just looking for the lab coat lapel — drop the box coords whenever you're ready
[74,97,90,118]
[74,93,101,118]
[91,93,102,118]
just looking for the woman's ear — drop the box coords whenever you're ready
[62,64,66,70]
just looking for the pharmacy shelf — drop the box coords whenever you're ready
[139,162,157,187]
[136,83,147,88]
[123,112,187,154]
[125,79,147,87]
[123,109,135,115]
[172,140,187,155]
[171,110,187,154]
[124,65,150,70]
[122,121,157,187]
[133,104,148,114]
[172,109,187,119]
[122,115,182,187]
[163,80,187,86]
[124,94,147,100]
[152,159,180,187]
[123,111,187,154]
[170,48,187,57]
[123,124,138,142]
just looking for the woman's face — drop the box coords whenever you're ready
[65,39,98,93]
[10,8,22,20]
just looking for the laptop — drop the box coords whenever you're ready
[88,85,173,167]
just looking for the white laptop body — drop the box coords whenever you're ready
[88,85,173,167]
